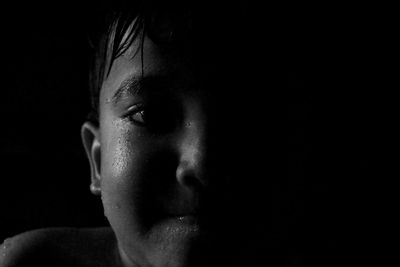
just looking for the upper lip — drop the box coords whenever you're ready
[163,199,201,217]
[164,206,200,217]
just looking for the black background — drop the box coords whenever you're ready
[1,2,108,243]
[0,2,392,266]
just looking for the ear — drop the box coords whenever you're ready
[81,122,102,196]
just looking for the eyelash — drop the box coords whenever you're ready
[123,101,182,134]
[124,104,146,126]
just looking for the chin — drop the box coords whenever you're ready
[147,240,195,267]
[145,216,206,267]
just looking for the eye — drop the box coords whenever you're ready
[129,109,146,125]
[125,104,146,126]
[125,101,182,133]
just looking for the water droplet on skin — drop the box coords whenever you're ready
[1,238,11,257]
[3,238,11,248]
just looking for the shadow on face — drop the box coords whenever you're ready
[81,3,294,266]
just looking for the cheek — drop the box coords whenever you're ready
[100,124,148,226]
[99,122,176,233]
[110,131,136,180]
[102,124,140,188]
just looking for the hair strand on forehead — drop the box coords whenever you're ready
[88,3,148,124]
[106,13,146,78]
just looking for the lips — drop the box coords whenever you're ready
[163,205,200,218]
[158,204,201,229]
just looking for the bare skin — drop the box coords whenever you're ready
[0,228,119,267]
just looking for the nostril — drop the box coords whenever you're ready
[176,161,204,190]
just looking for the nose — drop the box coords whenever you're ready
[175,115,208,190]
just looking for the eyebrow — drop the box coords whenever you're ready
[111,74,183,106]
[111,75,144,105]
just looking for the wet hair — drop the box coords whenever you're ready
[87,0,250,124]
[87,0,196,124]
[87,1,147,124]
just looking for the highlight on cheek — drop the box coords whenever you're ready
[111,139,128,177]
[111,126,134,177]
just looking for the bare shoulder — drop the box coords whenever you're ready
[0,227,118,267]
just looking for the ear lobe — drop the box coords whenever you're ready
[81,122,102,196]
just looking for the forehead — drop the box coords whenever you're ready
[101,36,166,100]
[98,21,251,115]
[102,31,212,102]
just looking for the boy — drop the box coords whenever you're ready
[1,1,279,266]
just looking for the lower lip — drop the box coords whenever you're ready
[175,215,198,224]
[149,215,202,245]
[161,215,200,233]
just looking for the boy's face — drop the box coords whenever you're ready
[82,35,244,267]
